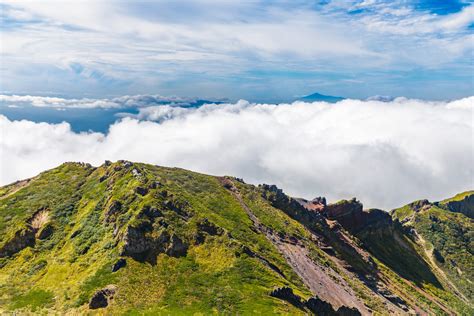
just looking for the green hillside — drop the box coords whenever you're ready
[0,161,472,315]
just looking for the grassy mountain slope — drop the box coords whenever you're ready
[392,194,474,309]
[0,161,472,315]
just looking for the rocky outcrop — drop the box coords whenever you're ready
[260,184,324,225]
[163,196,191,219]
[306,297,360,315]
[165,234,188,257]
[440,193,474,218]
[112,258,127,272]
[0,209,52,257]
[270,287,305,309]
[89,285,117,309]
[407,199,431,212]
[105,200,123,223]
[37,223,54,240]
[197,218,222,235]
[0,228,36,257]
[138,205,163,220]
[194,218,224,244]
[120,223,188,263]
[326,199,391,234]
[120,224,163,258]
[270,287,361,315]
[135,186,148,196]
[295,197,326,212]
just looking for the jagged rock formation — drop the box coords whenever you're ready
[0,161,472,314]
[270,287,361,315]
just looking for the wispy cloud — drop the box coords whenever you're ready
[1,96,472,209]
[1,1,473,99]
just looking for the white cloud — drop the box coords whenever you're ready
[1,97,472,209]
[360,4,474,35]
[0,94,213,108]
[2,1,473,99]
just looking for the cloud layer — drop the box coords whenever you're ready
[0,94,218,109]
[2,97,472,209]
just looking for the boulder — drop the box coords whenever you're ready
[135,186,148,196]
[89,285,116,309]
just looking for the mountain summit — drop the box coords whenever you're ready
[0,161,472,314]
[298,92,345,103]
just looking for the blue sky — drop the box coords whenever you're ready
[1,0,473,102]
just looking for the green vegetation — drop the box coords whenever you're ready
[0,161,472,314]
[9,289,54,311]
[440,191,474,204]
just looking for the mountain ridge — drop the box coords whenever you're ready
[0,161,472,314]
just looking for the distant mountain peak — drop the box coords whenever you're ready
[298,92,345,103]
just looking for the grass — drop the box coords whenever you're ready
[0,161,472,314]
[439,190,474,204]
[9,289,54,311]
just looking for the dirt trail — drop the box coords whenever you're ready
[416,232,468,303]
[219,177,370,314]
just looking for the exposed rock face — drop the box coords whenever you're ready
[336,306,362,316]
[270,287,361,315]
[197,218,223,236]
[407,199,431,212]
[305,297,336,315]
[138,205,163,220]
[0,228,36,257]
[260,184,323,225]
[37,223,54,240]
[105,200,123,222]
[112,258,127,272]
[270,287,305,309]
[120,222,188,263]
[165,234,188,257]
[89,285,117,309]
[121,224,159,257]
[163,196,191,218]
[295,197,327,212]
[442,193,474,218]
[99,175,108,182]
[326,199,391,234]
[305,297,361,316]
[0,209,52,257]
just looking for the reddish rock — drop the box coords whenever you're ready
[326,199,391,234]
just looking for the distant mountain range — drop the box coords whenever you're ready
[298,92,345,103]
[0,161,472,314]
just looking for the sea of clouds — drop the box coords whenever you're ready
[1,97,472,209]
